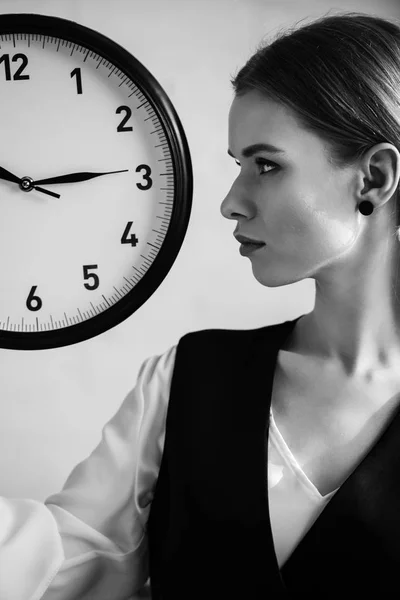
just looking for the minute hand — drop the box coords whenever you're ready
[33,169,129,186]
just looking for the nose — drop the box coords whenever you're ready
[220,178,251,221]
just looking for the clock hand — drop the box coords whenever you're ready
[33,169,129,186]
[0,165,21,184]
[32,186,60,199]
[0,166,60,198]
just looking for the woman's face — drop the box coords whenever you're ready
[220,90,361,287]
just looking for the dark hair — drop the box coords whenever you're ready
[231,10,400,218]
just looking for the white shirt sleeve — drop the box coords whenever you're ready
[0,344,176,600]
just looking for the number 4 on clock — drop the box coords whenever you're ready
[121,222,139,246]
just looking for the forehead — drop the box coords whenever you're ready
[228,91,312,155]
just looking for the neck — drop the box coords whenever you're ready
[293,236,400,379]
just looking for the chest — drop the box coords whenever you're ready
[271,351,400,496]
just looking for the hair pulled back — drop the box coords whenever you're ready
[231,11,400,216]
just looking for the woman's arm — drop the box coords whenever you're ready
[0,344,176,600]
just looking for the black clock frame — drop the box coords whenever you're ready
[0,13,193,350]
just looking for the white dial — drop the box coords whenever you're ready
[0,14,192,349]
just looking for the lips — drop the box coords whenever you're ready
[234,234,265,245]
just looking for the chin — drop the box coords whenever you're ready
[251,266,307,288]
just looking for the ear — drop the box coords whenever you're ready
[358,143,400,207]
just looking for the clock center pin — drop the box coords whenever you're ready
[20,176,34,191]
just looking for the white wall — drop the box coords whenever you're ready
[1,0,398,500]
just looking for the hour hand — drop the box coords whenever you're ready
[0,166,21,184]
[33,169,129,186]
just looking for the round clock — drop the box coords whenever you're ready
[0,13,192,350]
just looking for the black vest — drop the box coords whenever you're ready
[147,316,400,598]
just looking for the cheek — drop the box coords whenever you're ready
[265,196,312,248]
[266,192,356,258]
[306,198,358,256]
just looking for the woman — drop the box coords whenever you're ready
[2,9,400,600]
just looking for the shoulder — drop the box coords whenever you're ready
[177,320,287,346]
[146,317,297,377]
[174,321,289,362]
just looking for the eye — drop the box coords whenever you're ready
[233,158,276,175]
[255,158,276,175]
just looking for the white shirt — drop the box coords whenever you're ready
[0,344,339,600]
[268,407,338,566]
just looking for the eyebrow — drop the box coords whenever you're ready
[227,143,286,158]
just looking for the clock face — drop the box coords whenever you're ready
[0,14,192,349]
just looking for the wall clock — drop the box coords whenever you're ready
[0,13,192,350]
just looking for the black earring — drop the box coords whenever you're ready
[358,200,374,215]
